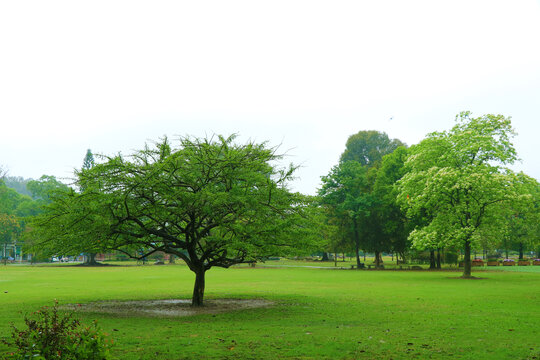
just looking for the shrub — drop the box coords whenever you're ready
[2,300,112,359]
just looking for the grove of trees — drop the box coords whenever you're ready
[318,112,538,277]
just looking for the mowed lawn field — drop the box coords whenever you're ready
[0,263,538,359]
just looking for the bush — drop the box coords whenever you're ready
[2,300,112,359]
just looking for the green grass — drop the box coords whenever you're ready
[1,264,539,359]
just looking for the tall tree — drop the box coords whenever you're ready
[340,130,404,166]
[82,149,95,171]
[397,112,522,277]
[80,149,99,265]
[31,135,313,306]
[373,146,411,262]
[319,161,371,268]
[321,131,406,268]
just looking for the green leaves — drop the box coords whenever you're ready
[32,135,309,268]
[397,112,527,264]
[320,132,408,260]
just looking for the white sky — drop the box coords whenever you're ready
[1,0,539,195]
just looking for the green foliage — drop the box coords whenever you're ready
[0,179,42,259]
[82,149,95,171]
[319,161,371,262]
[3,301,111,360]
[2,177,33,198]
[489,172,540,257]
[0,184,24,216]
[340,130,405,166]
[26,176,69,203]
[397,112,527,276]
[320,132,408,265]
[0,214,20,256]
[31,135,314,304]
[373,146,411,255]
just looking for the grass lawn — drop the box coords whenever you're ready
[0,263,538,359]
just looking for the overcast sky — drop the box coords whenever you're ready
[1,0,539,195]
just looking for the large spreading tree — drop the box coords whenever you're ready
[397,112,531,277]
[31,135,313,306]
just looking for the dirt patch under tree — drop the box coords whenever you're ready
[61,299,274,318]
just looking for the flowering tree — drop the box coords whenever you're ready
[397,112,530,277]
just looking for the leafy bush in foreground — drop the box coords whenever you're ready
[2,300,111,359]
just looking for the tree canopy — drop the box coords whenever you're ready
[340,130,405,167]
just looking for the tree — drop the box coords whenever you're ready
[319,161,371,268]
[397,112,522,277]
[82,149,95,171]
[340,130,405,166]
[31,135,312,306]
[80,149,99,265]
[499,173,540,259]
[0,182,24,215]
[320,131,406,269]
[0,213,20,264]
[27,175,69,203]
[373,146,411,263]
[3,176,33,197]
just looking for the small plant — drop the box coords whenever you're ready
[2,300,112,359]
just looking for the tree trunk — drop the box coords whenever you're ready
[169,255,176,264]
[429,250,436,269]
[192,268,206,307]
[334,251,337,267]
[400,252,406,264]
[518,243,524,260]
[354,221,361,269]
[321,252,329,261]
[436,248,441,269]
[374,250,382,269]
[462,240,472,278]
[84,253,98,265]
[355,249,361,268]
